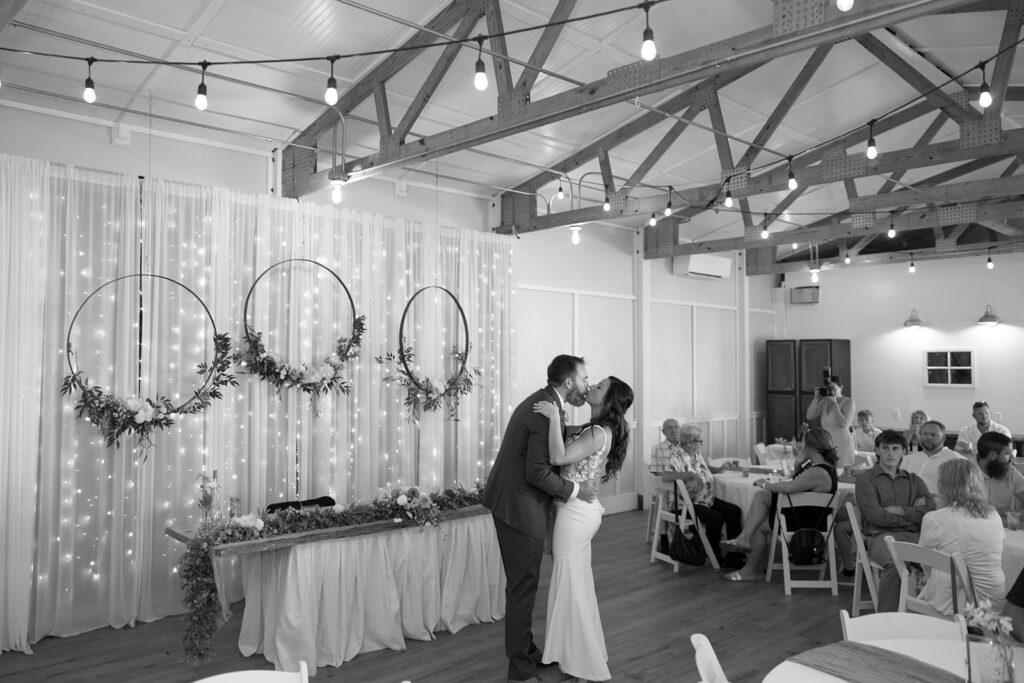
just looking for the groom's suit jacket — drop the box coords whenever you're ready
[482,385,576,540]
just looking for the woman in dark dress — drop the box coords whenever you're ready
[722,428,838,581]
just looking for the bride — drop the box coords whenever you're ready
[533,376,633,682]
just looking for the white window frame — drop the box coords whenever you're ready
[923,349,975,388]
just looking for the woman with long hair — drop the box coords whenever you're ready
[919,458,1005,614]
[722,428,838,582]
[904,409,929,453]
[533,375,633,682]
[806,375,855,467]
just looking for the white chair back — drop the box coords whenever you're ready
[884,535,976,618]
[649,476,681,572]
[766,491,840,595]
[846,501,882,616]
[690,633,730,683]
[193,661,309,683]
[673,479,721,570]
[840,608,967,642]
[752,442,769,465]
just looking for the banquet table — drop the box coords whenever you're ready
[168,507,505,676]
[712,471,855,522]
[762,637,1024,682]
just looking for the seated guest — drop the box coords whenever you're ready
[901,420,966,507]
[649,418,685,509]
[918,459,1004,615]
[853,409,882,452]
[1003,567,1024,642]
[721,428,837,582]
[956,400,1012,457]
[977,431,1024,512]
[904,409,929,453]
[855,429,935,611]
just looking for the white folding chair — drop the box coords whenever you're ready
[193,661,308,683]
[884,535,976,618]
[846,501,883,616]
[766,492,840,595]
[690,633,730,683]
[840,608,968,642]
[645,473,660,543]
[752,442,769,466]
[673,479,721,570]
[649,476,681,572]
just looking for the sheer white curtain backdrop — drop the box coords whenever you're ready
[0,153,514,653]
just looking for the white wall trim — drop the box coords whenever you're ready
[650,297,739,311]
[516,283,636,300]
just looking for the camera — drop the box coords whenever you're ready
[817,366,833,397]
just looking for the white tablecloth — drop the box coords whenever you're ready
[236,513,505,675]
[712,471,855,522]
[762,638,1024,682]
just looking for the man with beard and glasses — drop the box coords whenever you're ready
[956,400,1012,457]
[482,354,597,683]
[976,431,1024,513]
[901,420,966,507]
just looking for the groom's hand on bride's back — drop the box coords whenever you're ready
[578,480,598,502]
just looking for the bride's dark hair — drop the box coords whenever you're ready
[584,376,634,482]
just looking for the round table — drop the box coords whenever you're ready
[711,471,855,523]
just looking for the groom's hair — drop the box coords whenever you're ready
[547,354,585,386]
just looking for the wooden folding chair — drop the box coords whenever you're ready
[846,501,883,616]
[884,535,976,618]
[766,492,840,595]
[673,479,721,570]
[649,476,681,572]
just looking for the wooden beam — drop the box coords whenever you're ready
[393,11,481,145]
[372,82,392,147]
[0,0,29,29]
[947,223,970,242]
[849,233,877,256]
[620,101,704,194]
[514,0,577,96]
[856,33,979,124]
[707,93,737,177]
[849,175,1024,211]
[598,149,615,195]
[311,0,977,192]
[484,0,515,102]
[650,200,1024,258]
[873,112,947,195]
[989,0,1024,114]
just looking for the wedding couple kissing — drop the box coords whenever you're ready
[482,354,634,683]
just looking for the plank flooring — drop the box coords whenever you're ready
[0,510,848,682]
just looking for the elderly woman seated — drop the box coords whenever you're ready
[722,428,838,582]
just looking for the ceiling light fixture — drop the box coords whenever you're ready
[570,225,581,245]
[724,189,733,209]
[83,57,96,104]
[195,61,209,111]
[787,157,798,190]
[473,36,488,92]
[836,0,855,11]
[664,186,673,216]
[324,56,339,106]
[810,268,820,284]
[866,119,878,159]
[978,304,999,326]
[887,212,896,238]
[640,3,657,61]
[903,308,923,328]
[978,62,992,109]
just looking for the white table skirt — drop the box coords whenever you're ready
[712,471,855,522]
[236,513,505,675]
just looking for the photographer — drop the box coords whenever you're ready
[806,372,855,468]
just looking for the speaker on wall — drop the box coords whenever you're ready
[790,286,819,304]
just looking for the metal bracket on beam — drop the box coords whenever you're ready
[646,222,678,253]
[938,203,977,225]
[1011,0,1024,23]
[606,59,662,94]
[744,222,763,242]
[960,116,1001,148]
[380,137,401,162]
[609,192,627,212]
[821,150,867,183]
[851,212,876,230]
[935,237,958,252]
[773,0,825,37]
[722,167,750,191]
[692,80,718,112]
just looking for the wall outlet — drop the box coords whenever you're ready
[892,409,901,422]
[994,411,1004,423]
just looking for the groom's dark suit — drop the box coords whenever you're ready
[482,385,576,682]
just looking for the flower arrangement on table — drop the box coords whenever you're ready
[235,315,365,417]
[178,482,484,662]
[61,332,236,451]
[375,343,480,421]
[964,598,1016,682]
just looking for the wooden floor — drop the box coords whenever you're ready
[0,510,848,682]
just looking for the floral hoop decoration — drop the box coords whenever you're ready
[60,274,236,452]
[375,285,480,421]
[234,259,365,416]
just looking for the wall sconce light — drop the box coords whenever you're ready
[977,304,1000,326]
[903,308,923,329]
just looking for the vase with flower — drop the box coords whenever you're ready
[195,470,219,522]
[964,598,1016,683]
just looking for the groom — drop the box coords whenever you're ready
[482,354,597,683]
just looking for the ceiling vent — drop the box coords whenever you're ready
[671,254,732,280]
[790,286,820,304]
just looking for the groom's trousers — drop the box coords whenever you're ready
[493,515,545,681]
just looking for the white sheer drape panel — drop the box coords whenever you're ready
[0,154,514,652]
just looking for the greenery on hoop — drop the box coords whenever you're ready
[234,315,365,416]
[375,342,480,421]
[178,482,484,662]
[61,333,236,451]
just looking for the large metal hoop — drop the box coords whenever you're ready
[396,285,470,394]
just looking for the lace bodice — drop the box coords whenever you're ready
[561,425,609,483]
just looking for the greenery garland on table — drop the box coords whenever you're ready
[178,482,484,663]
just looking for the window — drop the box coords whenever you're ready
[924,350,974,387]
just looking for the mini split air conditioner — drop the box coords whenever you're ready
[671,254,732,280]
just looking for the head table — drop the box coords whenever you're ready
[166,506,505,675]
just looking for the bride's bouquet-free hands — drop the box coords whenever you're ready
[533,400,559,422]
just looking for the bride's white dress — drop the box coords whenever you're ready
[542,425,611,681]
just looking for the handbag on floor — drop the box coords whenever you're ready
[669,501,706,566]
[782,493,836,565]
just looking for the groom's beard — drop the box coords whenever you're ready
[565,387,587,407]
[985,458,1010,479]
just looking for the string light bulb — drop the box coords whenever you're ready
[570,225,581,245]
[556,182,564,200]
[987,249,994,269]
[810,268,820,284]
[603,187,610,212]
[761,213,769,239]
[887,212,896,238]
[473,37,488,92]
[866,119,877,159]
[83,57,96,104]
[664,186,673,216]
[844,252,851,265]
[724,189,733,208]
[195,61,209,111]
[787,157,798,190]
[324,56,339,106]
[978,62,992,109]
[649,212,657,227]
[836,0,854,11]
[640,4,657,61]
[908,254,916,274]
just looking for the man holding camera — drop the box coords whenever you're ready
[806,370,855,469]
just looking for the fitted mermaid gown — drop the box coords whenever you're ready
[541,425,611,681]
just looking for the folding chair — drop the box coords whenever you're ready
[752,442,769,466]
[839,608,967,642]
[673,479,721,570]
[766,492,840,595]
[690,633,730,683]
[884,535,976,618]
[645,474,660,543]
[649,476,681,572]
[194,661,309,682]
[846,501,883,616]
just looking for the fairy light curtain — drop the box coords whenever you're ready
[0,153,514,652]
